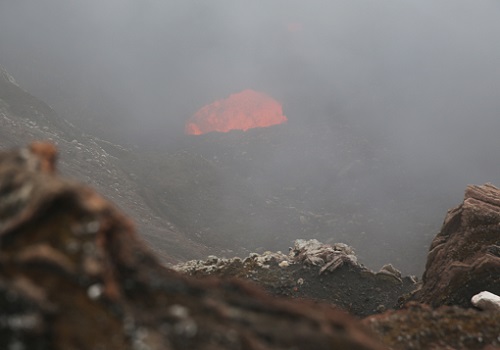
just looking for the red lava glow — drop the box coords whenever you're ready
[185,89,287,135]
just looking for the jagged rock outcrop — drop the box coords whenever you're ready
[413,183,500,307]
[361,184,500,349]
[364,302,500,350]
[0,142,385,350]
[174,239,417,317]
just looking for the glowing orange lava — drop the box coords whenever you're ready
[185,89,287,135]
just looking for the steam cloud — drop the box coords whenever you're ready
[1,0,500,273]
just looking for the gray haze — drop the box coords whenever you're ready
[1,1,500,272]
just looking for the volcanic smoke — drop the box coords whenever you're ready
[185,89,287,135]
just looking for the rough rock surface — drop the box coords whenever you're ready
[0,142,385,349]
[0,64,209,263]
[174,239,417,317]
[413,183,500,307]
[364,302,500,350]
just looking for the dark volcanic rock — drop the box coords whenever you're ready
[364,302,500,350]
[132,119,438,276]
[0,64,209,264]
[0,142,384,349]
[174,239,417,317]
[413,183,500,307]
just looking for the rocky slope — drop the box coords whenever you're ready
[2,65,499,348]
[174,239,417,317]
[176,183,500,349]
[1,142,499,350]
[1,65,445,275]
[128,123,443,275]
[0,142,385,350]
[0,65,209,263]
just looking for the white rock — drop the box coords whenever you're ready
[471,291,500,311]
[278,261,289,268]
[87,284,103,300]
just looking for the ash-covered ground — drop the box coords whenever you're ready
[126,123,447,275]
[3,2,500,276]
[0,64,451,275]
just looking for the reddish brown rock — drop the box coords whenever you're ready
[0,142,383,350]
[185,89,287,135]
[414,183,500,307]
[364,302,500,350]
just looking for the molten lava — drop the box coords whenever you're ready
[185,89,287,135]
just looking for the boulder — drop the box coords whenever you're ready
[414,183,500,307]
[0,142,384,350]
[471,291,500,311]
